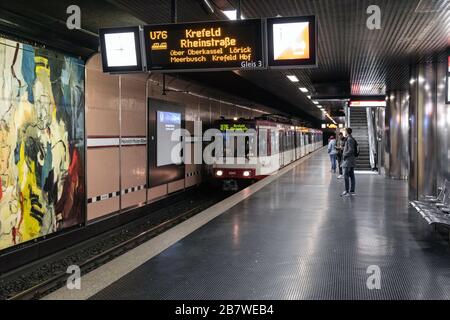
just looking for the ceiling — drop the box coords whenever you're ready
[0,0,449,124]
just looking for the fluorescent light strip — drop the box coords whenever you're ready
[203,0,215,13]
[299,87,308,93]
[223,10,237,20]
[287,75,299,82]
[222,9,245,20]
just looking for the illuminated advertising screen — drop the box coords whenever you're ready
[99,26,143,73]
[156,111,182,166]
[267,16,317,68]
[143,19,265,71]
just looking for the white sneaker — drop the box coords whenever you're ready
[350,192,356,196]
[337,175,344,179]
[340,191,350,197]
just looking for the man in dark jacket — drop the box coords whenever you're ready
[335,132,345,179]
[341,128,356,197]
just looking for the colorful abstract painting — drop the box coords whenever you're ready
[0,37,85,251]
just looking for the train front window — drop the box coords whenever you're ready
[222,130,256,160]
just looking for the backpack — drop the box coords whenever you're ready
[353,139,359,158]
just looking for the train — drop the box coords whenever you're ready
[212,115,323,188]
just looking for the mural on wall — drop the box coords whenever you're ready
[0,37,85,251]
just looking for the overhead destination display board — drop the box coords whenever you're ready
[143,19,265,72]
[99,26,143,73]
[267,16,317,68]
[350,100,386,107]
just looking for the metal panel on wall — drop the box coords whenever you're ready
[409,66,418,198]
[388,92,401,179]
[408,58,449,200]
[385,89,409,180]
[400,91,410,179]
[417,63,437,197]
[436,58,450,186]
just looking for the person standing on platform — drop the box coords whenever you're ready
[341,128,356,197]
[336,132,345,179]
[327,136,337,173]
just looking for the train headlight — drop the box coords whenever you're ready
[216,170,223,177]
[243,171,250,177]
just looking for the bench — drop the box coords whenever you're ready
[410,179,450,227]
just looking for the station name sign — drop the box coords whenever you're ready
[144,19,265,72]
[98,16,317,73]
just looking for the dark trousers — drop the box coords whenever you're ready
[337,153,343,175]
[344,167,355,193]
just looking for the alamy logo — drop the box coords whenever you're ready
[366,265,381,290]
[66,5,81,30]
[66,265,81,290]
[366,5,382,30]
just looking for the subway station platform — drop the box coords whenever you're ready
[46,149,450,300]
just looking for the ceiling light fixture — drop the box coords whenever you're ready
[222,9,245,20]
[299,87,308,93]
[313,101,319,105]
[202,0,215,13]
[287,75,299,82]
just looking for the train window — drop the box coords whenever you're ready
[286,132,290,150]
[279,131,285,153]
[271,130,279,154]
[293,133,296,149]
[224,134,234,158]
[290,131,294,150]
[287,131,292,150]
[258,128,268,157]
[247,135,256,158]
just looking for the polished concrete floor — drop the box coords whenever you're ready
[91,150,450,300]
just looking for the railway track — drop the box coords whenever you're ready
[1,188,229,300]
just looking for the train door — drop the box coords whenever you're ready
[305,133,309,154]
[271,129,280,170]
[279,130,285,167]
[288,131,294,163]
[309,133,313,153]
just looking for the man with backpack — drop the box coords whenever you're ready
[341,128,358,197]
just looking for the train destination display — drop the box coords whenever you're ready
[267,16,317,68]
[144,19,265,71]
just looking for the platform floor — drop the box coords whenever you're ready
[91,150,450,300]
